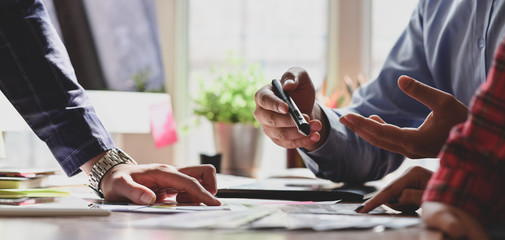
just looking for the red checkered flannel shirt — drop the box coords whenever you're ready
[422,37,505,225]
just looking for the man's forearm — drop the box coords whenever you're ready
[80,151,108,175]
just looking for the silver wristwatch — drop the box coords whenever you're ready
[88,148,136,198]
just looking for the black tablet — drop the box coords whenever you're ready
[216,178,376,202]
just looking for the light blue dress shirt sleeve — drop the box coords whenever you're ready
[299,0,505,183]
[298,104,405,183]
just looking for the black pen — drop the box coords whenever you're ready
[271,79,311,136]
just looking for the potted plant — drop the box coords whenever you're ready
[193,55,267,177]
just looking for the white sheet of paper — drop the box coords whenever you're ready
[278,203,386,215]
[98,203,231,213]
[123,207,275,229]
[117,201,420,231]
[251,212,420,230]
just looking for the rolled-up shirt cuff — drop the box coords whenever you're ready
[297,104,351,181]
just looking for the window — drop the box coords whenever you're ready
[1,0,425,176]
[186,0,328,176]
[0,0,166,169]
[84,0,164,91]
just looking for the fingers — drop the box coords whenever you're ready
[105,172,157,205]
[255,67,319,149]
[145,165,221,206]
[358,182,410,213]
[263,119,321,140]
[256,97,322,148]
[341,79,467,159]
[280,67,307,91]
[398,75,468,126]
[424,205,466,238]
[178,165,218,195]
[421,202,469,239]
[397,75,454,112]
[369,115,385,123]
[155,188,179,201]
[270,133,320,149]
[358,166,432,213]
[254,105,295,128]
[340,113,411,155]
[279,67,316,114]
[340,113,433,158]
[421,202,489,240]
[255,101,315,148]
[264,119,322,148]
[254,85,289,114]
[106,164,221,206]
[386,188,424,212]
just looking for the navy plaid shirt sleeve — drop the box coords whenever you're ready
[0,0,115,176]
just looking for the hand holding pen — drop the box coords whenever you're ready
[271,79,311,136]
[254,67,328,150]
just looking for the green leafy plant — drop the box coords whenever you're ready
[131,65,165,93]
[193,55,266,127]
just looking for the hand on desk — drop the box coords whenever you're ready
[100,164,221,206]
[356,166,432,213]
[422,202,488,240]
[254,67,325,150]
[340,75,468,159]
[356,166,488,239]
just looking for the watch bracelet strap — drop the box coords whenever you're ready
[88,148,136,198]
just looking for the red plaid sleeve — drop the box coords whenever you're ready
[422,37,505,225]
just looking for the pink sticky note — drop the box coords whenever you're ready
[258,201,316,205]
[149,100,178,148]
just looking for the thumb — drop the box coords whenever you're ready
[397,75,450,112]
[281,67,305,91]
[369,115,385,123]
[117,177,157,205]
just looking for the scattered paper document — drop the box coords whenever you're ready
[251,212,420,230]
[118,200,420,231]
[122,207,275,229]
[98,202,231,213]
[278,202,386,215]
